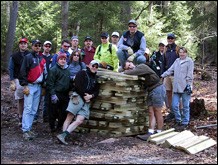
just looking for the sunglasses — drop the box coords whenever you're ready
[44,45,51,48]
[129,26,137,28]
[34,45,41,47]
[92,65,98,68]
[63,45,70,48]
[73,55,80,57]
[167,37,174,40]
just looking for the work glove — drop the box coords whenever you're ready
[127,54,136,62]
[127,47,134,56]
[51,94,59,104]
[184,84,192,95]
[99,61,108,69]
[23,86,30,95]
[9,81,16,91]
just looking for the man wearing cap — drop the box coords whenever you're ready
[163,33,180,121]
[51,39,71,67]
[8,38,30,127]
[19,39,46,140]
[46,53,71,133]
[94,32,119,71]
[111,31,120,47]
[117,19,146,70]
[68,36,81,55]
[56,60,100,145]
[149,41,166,77]
[81,36,96,65]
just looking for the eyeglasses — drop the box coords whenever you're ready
[73,55,80,57]
[63,45,70,48]
[44,45,51,48]
[92,65,98,68]
[167,37,174,40]
[34,45,41,47]
[129,26,137,28]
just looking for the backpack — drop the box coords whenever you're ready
[96,43,112,56]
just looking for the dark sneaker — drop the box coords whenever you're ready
[177,124,188,131]
[57,133,68,145]
[164,113,174,122]
[23,131,34,140]
[136,132,154,141]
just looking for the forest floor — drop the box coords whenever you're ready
[1,66,217,164]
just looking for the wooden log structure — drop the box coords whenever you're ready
[76,69,148,137]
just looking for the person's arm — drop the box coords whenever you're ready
[117,36,129,50]
[111,45,119,71]
[161,60,175,78]
[8,57,15,81]
[186,59,194,85]
[134,36,146,57]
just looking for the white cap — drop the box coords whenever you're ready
[111,32,119,37]
[90,60,99,66]
[44,41,52,45]
[159,40,167,46]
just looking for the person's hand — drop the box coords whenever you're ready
[127,54,136,62]
[51,94,59,104]
[9,80,16,91]
[184,84,192,95]
[127,47,134,56]
[23,86,30,95]
[84,93,92,102]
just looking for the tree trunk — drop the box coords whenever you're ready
[4,1,19,72]
[61,1,69,40]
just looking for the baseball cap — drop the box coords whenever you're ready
[90,60,99,66]
[84,36,92,41]
[71,36,78,40]
[101,32,109,38]
[43,41,52,45]
[32,39,41,45]
[159,40,167,46]
[19,38,28,43]
[128,19,137,26]
[57,53,67,61]
[111,32,119,37]
[167,33,175,39]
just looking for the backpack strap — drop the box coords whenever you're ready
[97,44,112,57]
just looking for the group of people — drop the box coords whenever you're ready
[8,19,194,144]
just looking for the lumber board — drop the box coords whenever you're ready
[164,130,195,147]
[148,128,176,139]
[97,70,139,80]
[185,138,217,154]
[148,131,179,144]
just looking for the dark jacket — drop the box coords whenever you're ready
[19,51,46,86]
[8,50,30,80]
[149,51,165,77]
[74,67,99,100]
[124,64,162,92]
[46,63,71,95]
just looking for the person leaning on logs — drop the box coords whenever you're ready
[123,61,166,141]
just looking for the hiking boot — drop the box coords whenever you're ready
[136,132,154,141]
[176,124,188,131]
[23,131,34,140]
[57,133,68,145]
[164,113,174,122]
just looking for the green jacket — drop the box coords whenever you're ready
[94,42,119,71]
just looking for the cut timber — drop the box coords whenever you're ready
[175,135,210,150]
[148,128,175,140]
[149,131,180,145]
[97,70,139,80]
[164,130,195,147]
[185,138,217,154]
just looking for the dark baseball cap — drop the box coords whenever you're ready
[101,32,109,38]
[128,19,138,26]
[84,36,92,41]
[32,39,41,45]
[167,33,176,39]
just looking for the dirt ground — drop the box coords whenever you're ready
[1,69,217,164]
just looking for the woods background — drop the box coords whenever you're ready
[1,1,217,71]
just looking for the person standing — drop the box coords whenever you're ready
[46,53,71,133]
[94,32,119,71]
[163,33,180,121]
[117,19,146,69]
[81,36,96,65]
[123,61,166,141]
[161,47,194,130]
[56,60,100,145]
[111,31,120,47]
[19,40,46,140]
[8,38,30,127]
[68,36,81,55]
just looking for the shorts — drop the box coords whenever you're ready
[147,84,166,108]
[14,79,24,100]
[66,93,90,119]
[163,76,174,91]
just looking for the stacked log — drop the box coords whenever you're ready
[76,69,149,137]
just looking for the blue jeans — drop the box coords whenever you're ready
[116,49,146,68]
[22,83,41,132]
[172,93,191,125]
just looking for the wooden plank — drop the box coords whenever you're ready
[149,132,179,144]
[185,138,217,154]
[164,130,195,147]
[97,70,139,80]
[148,128,175,140]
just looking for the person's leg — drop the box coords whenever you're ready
[181,93,191,125]
[62,113,74,131]
[154,107,164,131]
[148,106,155,133]
[135,55,146,65]
[116,49,128,68]
[172,93,181,123]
